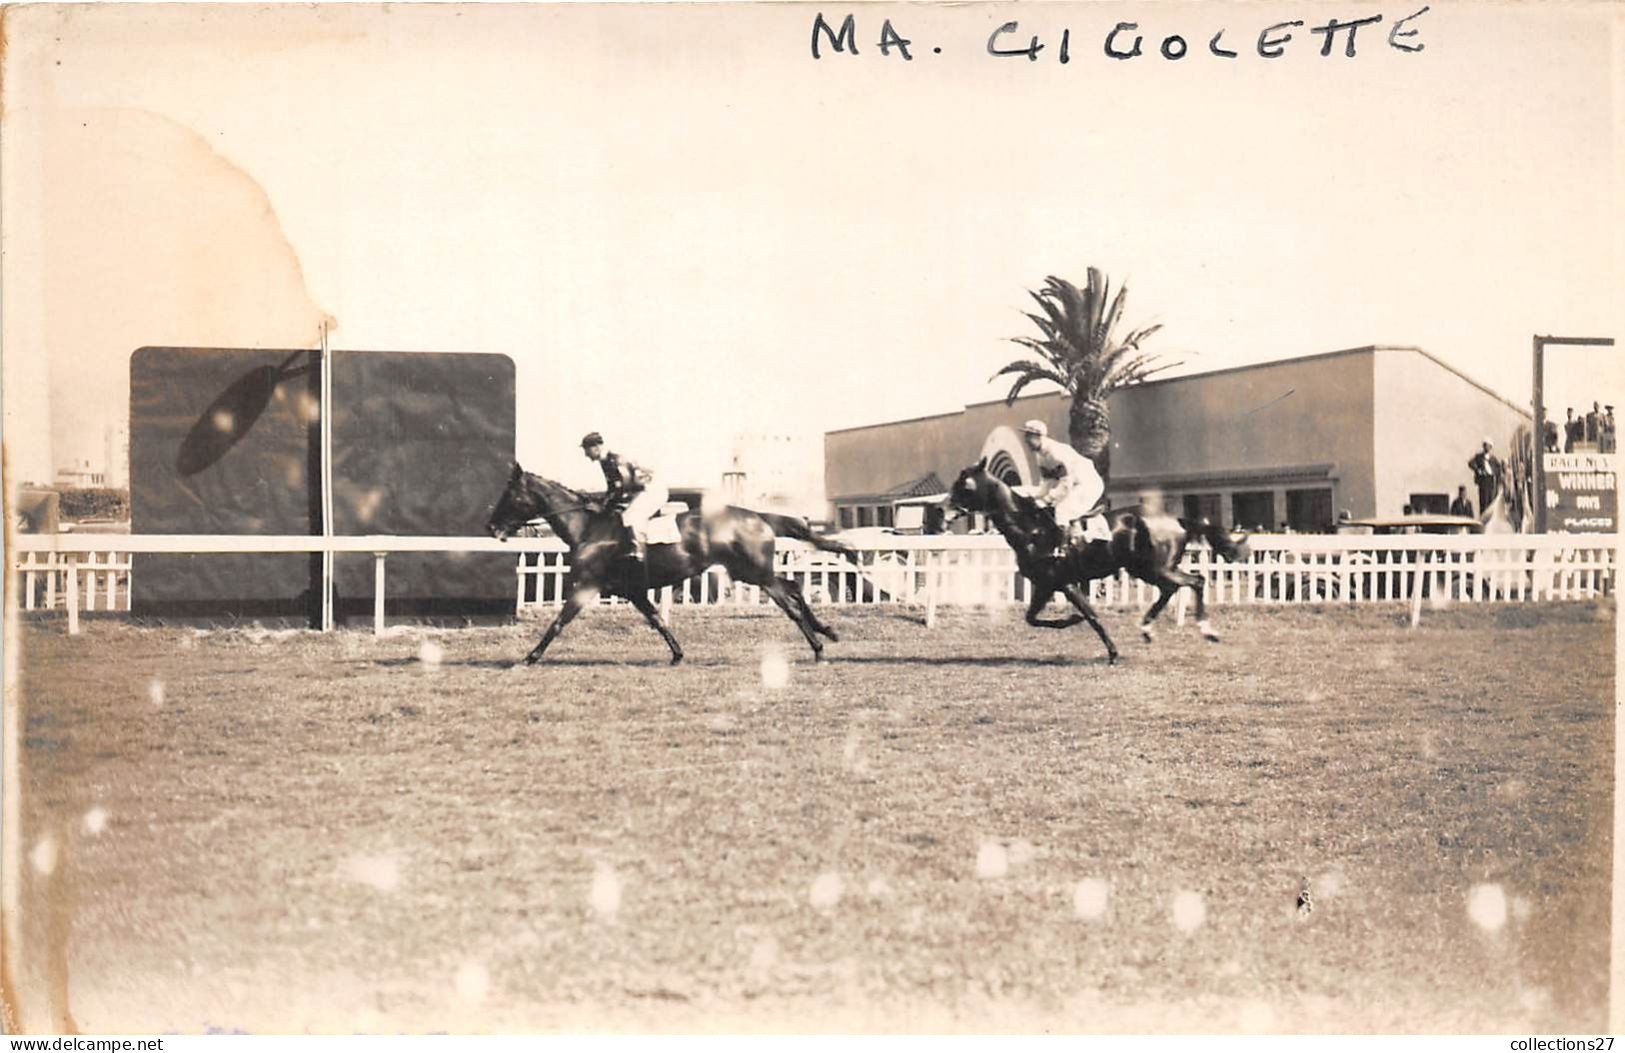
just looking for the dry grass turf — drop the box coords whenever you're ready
[7,599,1614,1033]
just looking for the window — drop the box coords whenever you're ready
[1183,493,1221,524]
[838,506,855,530]
[857,506,875,528]
[1286,488,1334,533]
[1232,491,1275,532]
[877,505,894,528]
[1409,493,1449,515]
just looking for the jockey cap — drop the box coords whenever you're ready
[1021,419,1047,437]
[580,431,604,448]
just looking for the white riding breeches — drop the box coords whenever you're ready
[621,484,670,540]
[1049,477,1102,524]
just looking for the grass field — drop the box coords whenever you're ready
[8,600,1615,1034]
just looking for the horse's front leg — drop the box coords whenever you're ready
[1025,583,1084,629]
[1060,583,1119,664]
[629,591,685,666]
[526,594,586,665]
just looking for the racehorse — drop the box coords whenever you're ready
[486,464,856,665]
[947,459,1251,663]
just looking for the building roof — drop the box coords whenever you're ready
[834,471,947,504]
[827,345,1531,436]
[888,471,947,497]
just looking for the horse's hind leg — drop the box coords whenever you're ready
[786,578,839,642]
[1060,583,1119,664]
[628,591,685,665]
[761,578,825,661]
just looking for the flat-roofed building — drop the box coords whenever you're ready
[825,346,1530,532]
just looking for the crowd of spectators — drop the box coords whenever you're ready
[1548,402,1615,454]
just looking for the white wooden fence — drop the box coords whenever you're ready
[519,533,1616,611]
[10,532,1618,636]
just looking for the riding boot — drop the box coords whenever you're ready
[1054,523,1083,561]
[621,527,649,596]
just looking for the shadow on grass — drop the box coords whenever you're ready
[357,656,730,669]
[833,653,1116,667]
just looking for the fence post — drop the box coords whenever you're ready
[1409,551,1430,629]
[925,550,939,629]
[374,553,388,637]
[66,558,79,636]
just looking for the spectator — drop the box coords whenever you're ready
[1450,485,1474,518]
[1543,419,1559,453]
[1604,406,1617,454]
[1565,407,1582,453]
[1586,402,1601,445]
[1468,438,1502,513]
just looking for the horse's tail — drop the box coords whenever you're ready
[758,512,862,566]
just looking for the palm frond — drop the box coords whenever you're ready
[1004,268,1172,447]
[993,361,1069,403]
[1098,283,1128,353]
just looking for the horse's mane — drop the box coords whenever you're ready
[522,472,604,512]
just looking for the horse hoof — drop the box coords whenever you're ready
[1203,634,1220,643]
[1108,652,1120,665]
[523,653,543,666]
[1140,628,1153,644]
[823,629,840,643]
[670,654,684,667]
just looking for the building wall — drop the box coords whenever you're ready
[1372,349,1530,517]
[824,346,1529,530]
[1105,349,1377,523]
[827,352,1384,526]
[824,409,992,508]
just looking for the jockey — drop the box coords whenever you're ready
[1021,419,1106,557]
[580,432,668,571]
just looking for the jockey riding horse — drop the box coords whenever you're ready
[579,431,664,592]
[1020,419,1110,560]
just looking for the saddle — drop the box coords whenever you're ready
[636,502,688,546]
[1078,513,1113,545]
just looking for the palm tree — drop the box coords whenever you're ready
[994,269,1177,480]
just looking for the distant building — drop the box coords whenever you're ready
[723,431,823,516]
[54,457,108,488]
[825,345,1531,532]
[51,421,128,489]
[104,421,130,489]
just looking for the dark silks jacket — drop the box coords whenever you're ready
[599,452,649,508]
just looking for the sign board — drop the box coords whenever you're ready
[131,347,516,623]
[1543,452,1618,533]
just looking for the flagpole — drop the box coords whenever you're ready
[320,323,335,631]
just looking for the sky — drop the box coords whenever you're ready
[3,1,1621,495]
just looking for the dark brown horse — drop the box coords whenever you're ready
[486,464,856,665]
[947,460,1250,663]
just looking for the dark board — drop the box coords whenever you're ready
[129,347,516,623]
